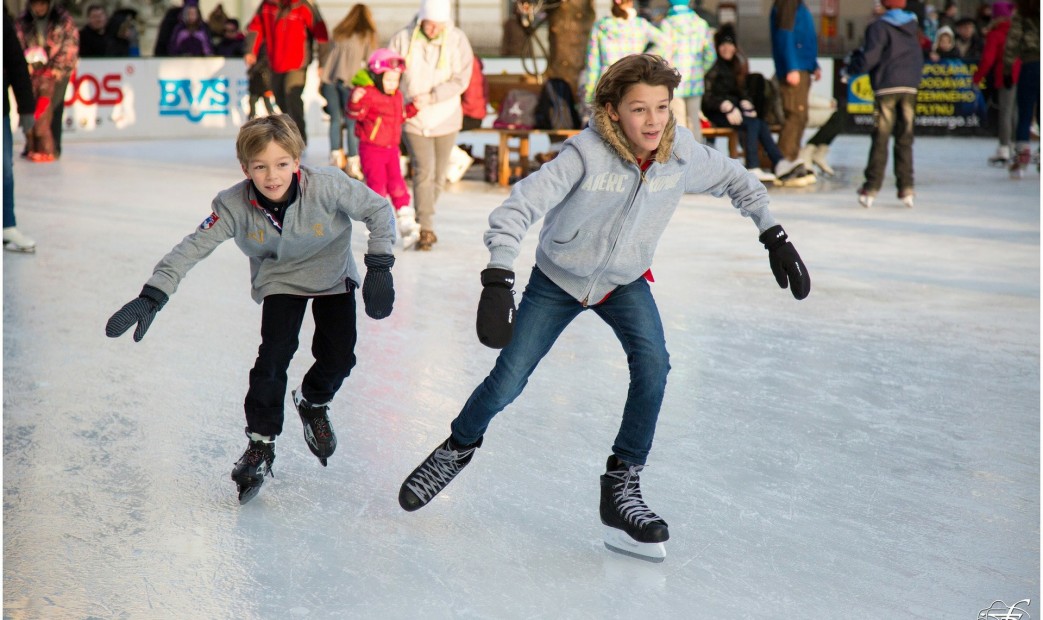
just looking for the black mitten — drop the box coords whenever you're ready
[759,225,811,300]
[105,285,169,342]
[476,268,516,349]
[362,253,395,319]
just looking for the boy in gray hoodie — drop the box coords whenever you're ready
[105,114,397,504]
[397,54,810,561]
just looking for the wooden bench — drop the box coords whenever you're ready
[465,127,582,186]
[701,126,739,158]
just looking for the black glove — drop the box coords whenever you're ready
[105,285,169,342]
[476,268,516,349]
[362,253,395,319]
[759,225,811,300]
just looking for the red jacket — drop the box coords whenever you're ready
[461,57,488,120]
[973,19,1021,86]
[348,85,418,148]
[245,0,328,74]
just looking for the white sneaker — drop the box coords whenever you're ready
[329,149,346,169]
[3,227,35,253]
[396,207,420,249]
[749,167,777,184]
[346,156,364,181]
[774,157,803,180]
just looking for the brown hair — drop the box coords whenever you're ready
[236,114,305,164]
[593,54,681,109]
[333,4,378,48]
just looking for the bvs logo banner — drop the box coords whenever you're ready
[158,78,230,122]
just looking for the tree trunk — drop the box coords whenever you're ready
[545,0,595,102]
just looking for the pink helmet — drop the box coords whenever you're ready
[368,49,406,74]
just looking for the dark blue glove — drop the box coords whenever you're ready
[759,225,810,300]
[362,254,395,319]
[476,268,516,349]
[105,285,169,342]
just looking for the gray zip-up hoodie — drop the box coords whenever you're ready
[485,108,777,305]
[146,165,395,304]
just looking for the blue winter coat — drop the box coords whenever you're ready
[847,10,924,95]
[770,0,820,75]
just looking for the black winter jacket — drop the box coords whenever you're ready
[847,9,925,95]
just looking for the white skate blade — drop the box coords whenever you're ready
[602,525,666,563]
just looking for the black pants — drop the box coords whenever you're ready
[272,69,308,144]
[244,291,357,437]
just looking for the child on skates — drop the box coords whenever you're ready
[397,54,810,562]
[105,114,398,504]
[348,48,422,249]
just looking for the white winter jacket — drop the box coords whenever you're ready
[388,18,474,137]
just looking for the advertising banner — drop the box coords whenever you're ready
[14,58,327,143]
[841,59,989,135]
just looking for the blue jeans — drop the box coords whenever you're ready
[321,81,358,156]
[450,267,671,465]
[3,113,15,229]
[741,116,783,170]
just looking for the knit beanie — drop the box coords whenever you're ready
[882,0,907,9]
[991,1,1013,18]
[669,0,690,6]
[418,0,451,22]
[714,24,737,48]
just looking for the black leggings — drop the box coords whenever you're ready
[243,291,357,437]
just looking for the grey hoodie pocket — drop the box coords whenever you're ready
[542,229,603,278]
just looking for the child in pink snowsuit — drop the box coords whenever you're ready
[348,49,421,248]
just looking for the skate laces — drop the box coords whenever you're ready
[301,404,333,440]
[608,465,662,528]
[406,443,475,502]
[242,442,275,475]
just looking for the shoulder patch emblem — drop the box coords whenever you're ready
[199,212,220,230]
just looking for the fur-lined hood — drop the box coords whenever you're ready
[590,106,677,168]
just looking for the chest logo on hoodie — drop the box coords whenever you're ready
[313,224,325,237]
[580,172,629,194]
[647,173,682,193]
[248,229,265,245]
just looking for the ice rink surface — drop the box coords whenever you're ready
[3,133,1039,619]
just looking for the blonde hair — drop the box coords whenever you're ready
[236,114,305,164]
[333,4,378,48]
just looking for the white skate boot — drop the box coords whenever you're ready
[3,227,36,253]
[396,206,421,249]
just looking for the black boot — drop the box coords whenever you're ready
[293,388,337,466]
[231,428,275,505]
[399,435,483,511]
[600,455,669,544]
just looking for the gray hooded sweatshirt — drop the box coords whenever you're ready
[485,108,777,305]
[146,165,396,304]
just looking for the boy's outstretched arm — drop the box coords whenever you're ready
[345,180,397,319]
[106,199,235,341]
[686,145,810,300]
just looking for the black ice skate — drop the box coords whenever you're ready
[600,455,669,563]
[231,429,275,505]
[293,388,337,467]
[398,435,483,511]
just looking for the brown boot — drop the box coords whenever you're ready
[417,229,437,251]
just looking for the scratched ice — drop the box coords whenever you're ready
[3,134,1038,618]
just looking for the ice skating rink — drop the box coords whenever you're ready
[3,134,1039,619]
